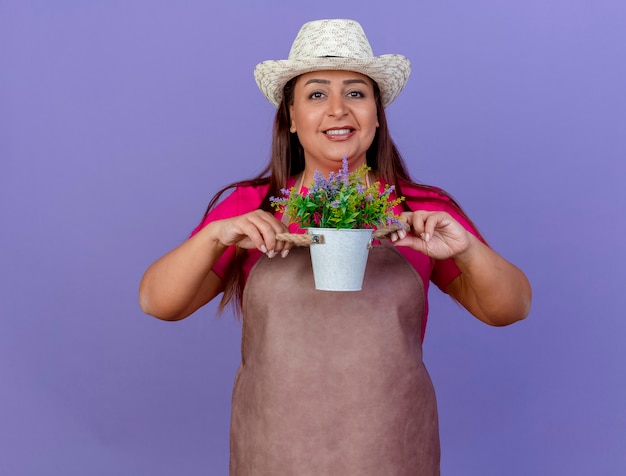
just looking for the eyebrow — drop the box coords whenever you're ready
[304,78,368,86]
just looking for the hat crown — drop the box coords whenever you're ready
[254,19,410,108]
[288,19,374,60]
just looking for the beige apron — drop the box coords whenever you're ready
[229,243,440,475]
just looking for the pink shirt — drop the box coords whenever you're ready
[191,178,482,334]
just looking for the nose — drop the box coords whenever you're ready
[327,93,347,118]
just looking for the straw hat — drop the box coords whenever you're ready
[254,19,411,108]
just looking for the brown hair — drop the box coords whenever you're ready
[201,76,478,314]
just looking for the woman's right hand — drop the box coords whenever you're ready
[139,210,292,321]
[207,209,293,258]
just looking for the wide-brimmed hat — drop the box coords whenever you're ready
[254,19,411,108]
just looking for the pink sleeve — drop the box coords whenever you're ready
[402,184,485,292]
[429,201,484,292]
[189,184,268,279]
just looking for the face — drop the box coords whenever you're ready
[289,70,379,176]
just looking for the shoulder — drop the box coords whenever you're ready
[222,182,271,207]
[204,182,270,218]
[398,179,483,238]
[190,181,271,236]
[398,179,456,209]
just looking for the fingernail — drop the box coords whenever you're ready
[281,249,290,258]
[267,250,276,258]
[260,245,268,253]
[421,233,431,242]
[398,230,407,240]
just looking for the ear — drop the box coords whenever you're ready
[289,105,296,133]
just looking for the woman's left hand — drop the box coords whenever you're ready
[391,210,532,326]
[390,210,472,259]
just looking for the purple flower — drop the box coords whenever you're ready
[385,216,406,229]
[310,170,330,194]
[269,156,405,230]
[381,185,395,197]
[336,156,350,184]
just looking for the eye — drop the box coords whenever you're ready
[347,90,365,98]
[308,91,325,100]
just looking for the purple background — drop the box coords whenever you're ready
[2,1,625,474]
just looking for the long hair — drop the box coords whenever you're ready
[201,77,478,314]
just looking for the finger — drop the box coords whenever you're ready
[253,211,298,258]
[224,212,271,252]
[236,220,268,252]
[398,212,413,230]
[423,211,453,242]
[403,210,427,237]
[249,212,287,256]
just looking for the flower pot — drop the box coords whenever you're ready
[306,228,373,291]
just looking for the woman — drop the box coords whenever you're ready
[140,19,531,475]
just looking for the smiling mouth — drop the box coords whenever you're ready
[324,128,354,136]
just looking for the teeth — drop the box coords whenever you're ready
[325,129,352,135]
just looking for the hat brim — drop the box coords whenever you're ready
[254,54,410,108]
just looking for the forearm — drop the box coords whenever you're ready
[449,235,532,326]
[139,223,227,320]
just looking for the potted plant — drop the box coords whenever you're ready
[271,157,404,291]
